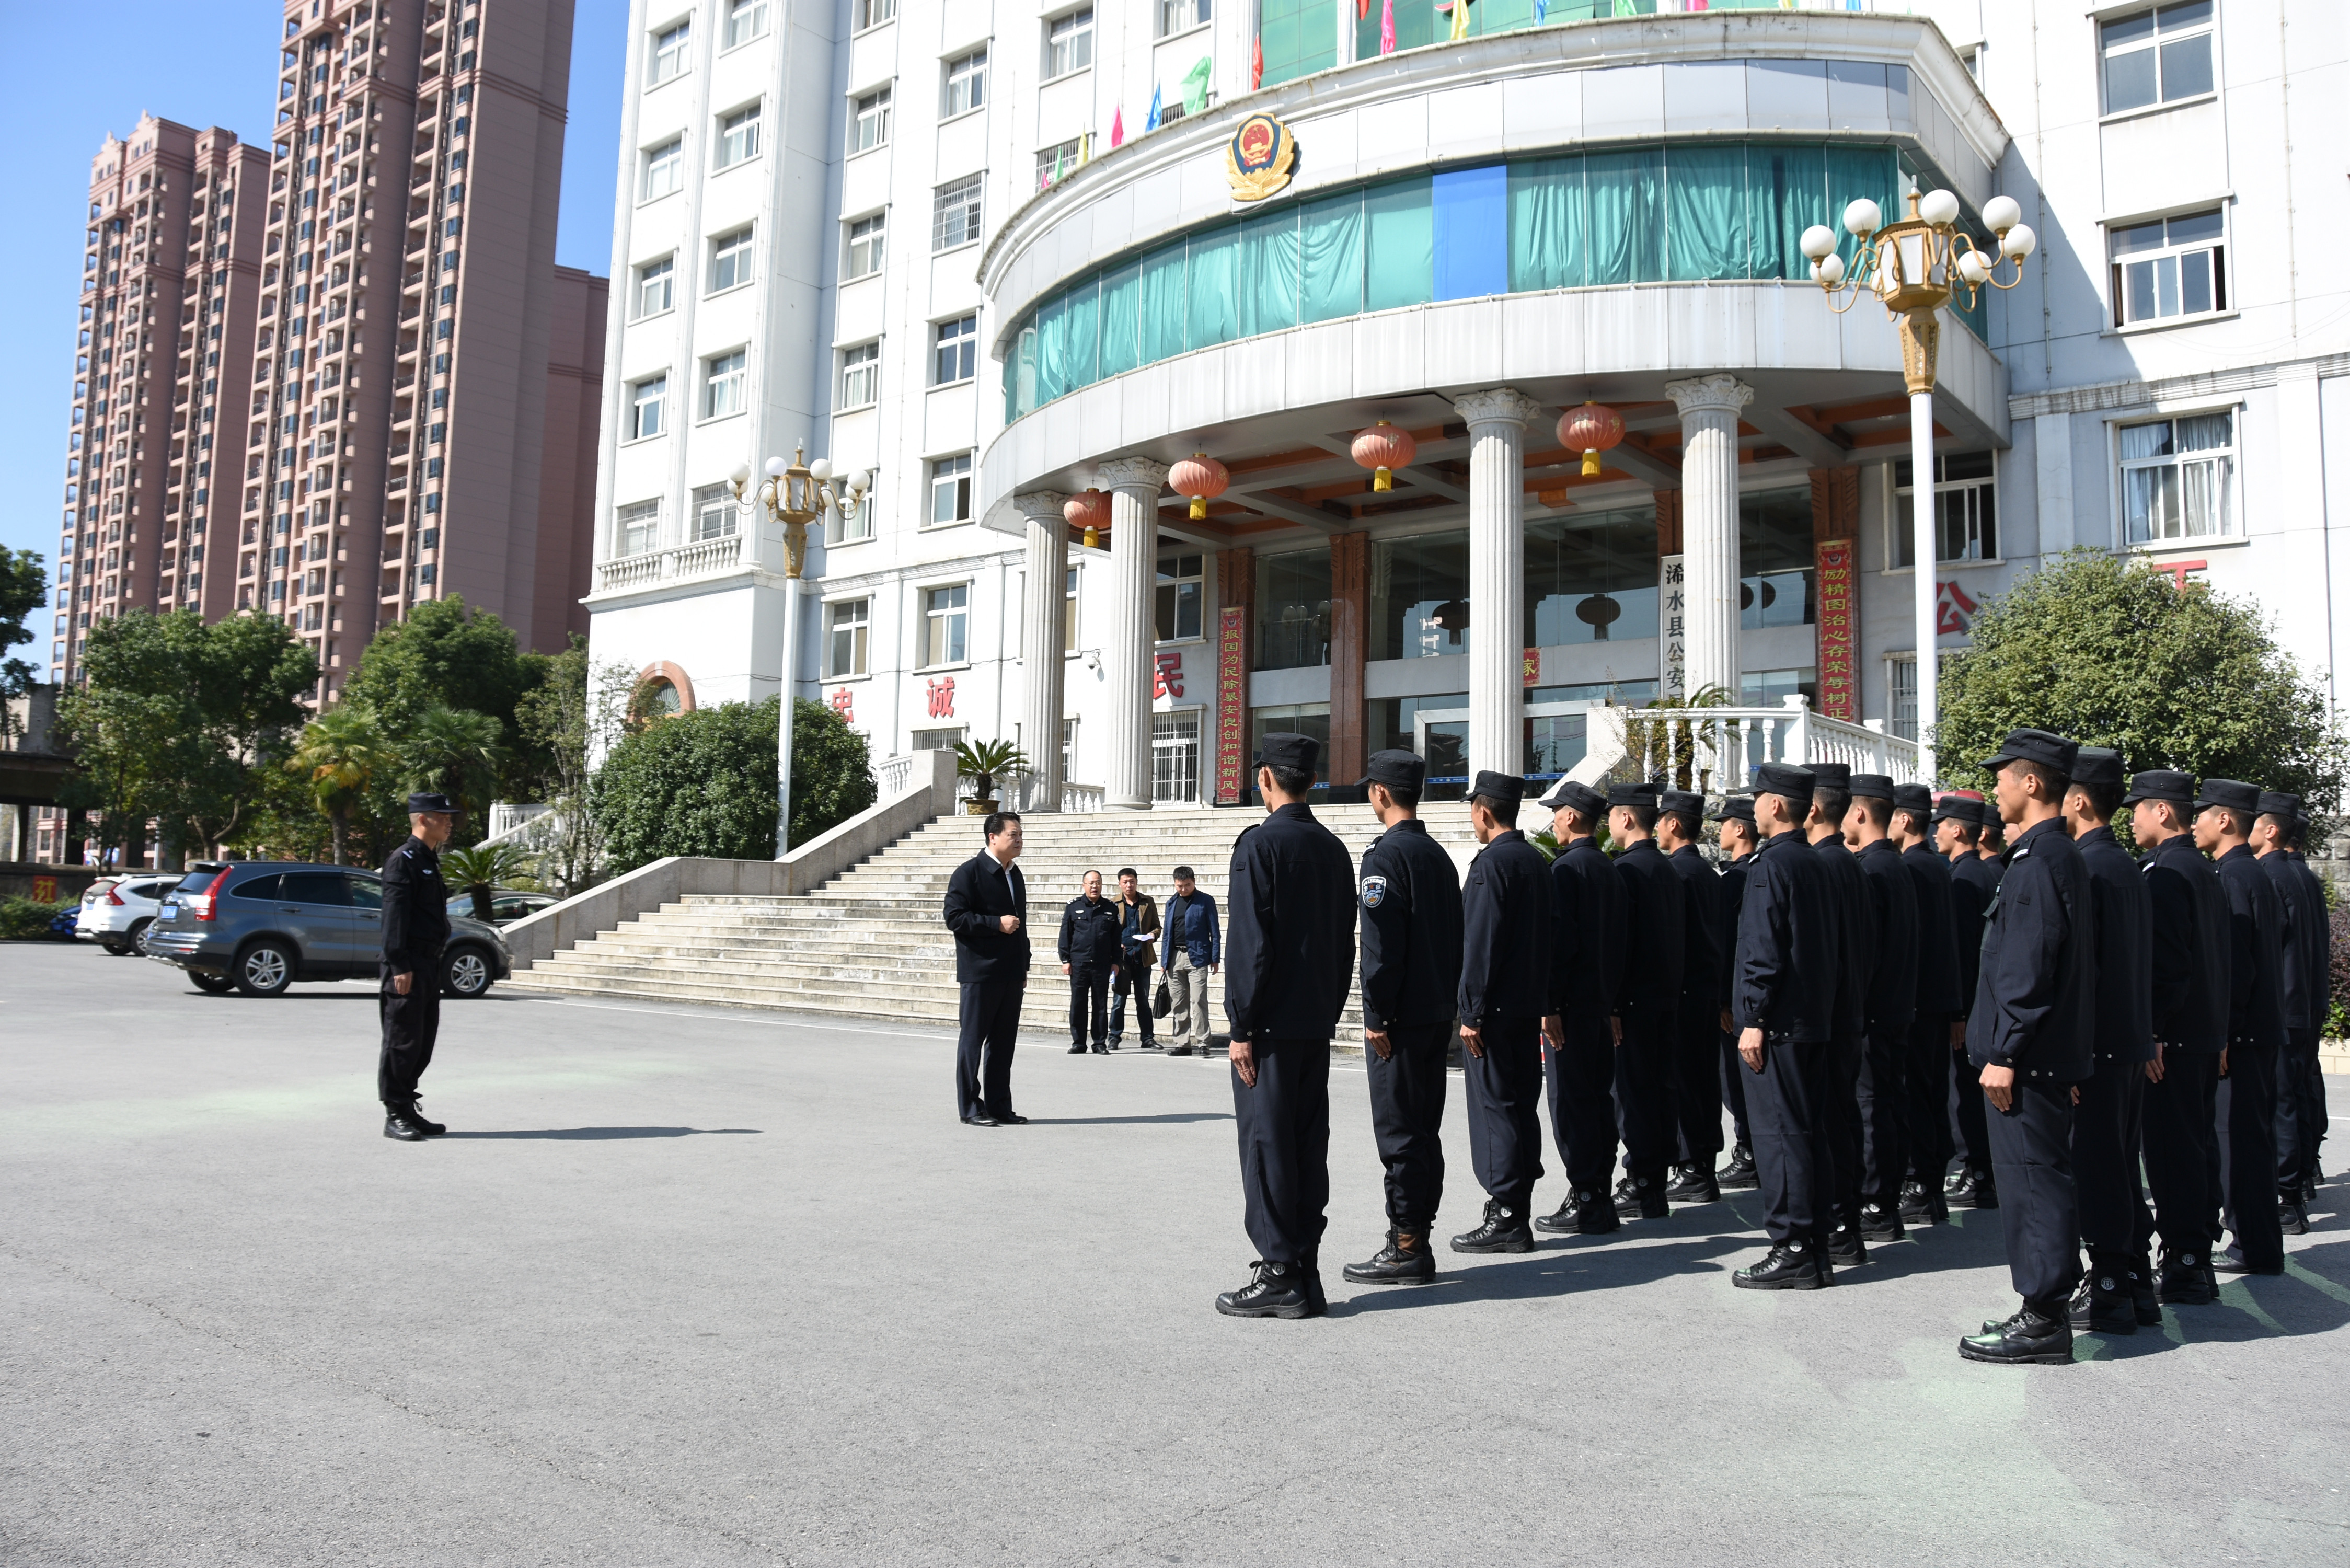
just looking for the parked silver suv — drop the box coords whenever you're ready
[145,861,512,999]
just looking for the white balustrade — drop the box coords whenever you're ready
[1614,695,1920,792]
[594,532,745,594]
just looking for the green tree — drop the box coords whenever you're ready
[513,640,633,893]
[289,703,391,865]
[404,705,506,830]
[342,595,549,797]
[1939,551,2348,801]
[0,547,47,736]
[592,697,876,873]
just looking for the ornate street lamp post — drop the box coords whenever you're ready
[1802,185,2032,783]
[731,446,870,858]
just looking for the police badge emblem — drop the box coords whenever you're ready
[1360,875,1388,909]
[1225,112,1296,203]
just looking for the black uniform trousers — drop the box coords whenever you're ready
[377,959,442,1105]
[1366,1021,1452,1229]
[955,977,1023,1121]
[1108,949,1156,1045]
[2140,1047,2219,1263]
[2213,1036,2284,1271]
[2073,1055,2148,1270]
[1718,1032,1752,1150]
[1232,1036,1331,1268]
[1067,964,1111,1048]
[1986,1077,2082,1313]
[1951,1036,1992,1178]
[1465,1017,1545,1214]
[1671,995,1726,1164]
[1744,1035,1833,1246]
[1824,1033,1866,1228]
[1546,1012,1618,1195]
[2276,1027,2321,1201]
[1856,1021,1909,1215]
[1614,1006,1678,1182]
[1903,1015,1954,1212]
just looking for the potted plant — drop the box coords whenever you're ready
[439,841,536,923]
[953,739,1028,815]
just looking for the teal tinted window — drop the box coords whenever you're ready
[1364,178,1434,312]
[1099,261,1141,377]
[1186,224,1241,352]
[1239,207,1301,336]
[1586,147,1663,284]
[1508,156,1585,292]
[1666,144,1749,281]
[1261,0,1337,88]
[1300,189,1364,323]
[1138,241,1187,363]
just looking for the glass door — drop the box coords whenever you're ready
[1412,701,1599,797]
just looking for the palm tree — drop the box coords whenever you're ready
[289,704,389,866]
[440,840,535,922]
[405,705,506,826]
[953,738,1028,805]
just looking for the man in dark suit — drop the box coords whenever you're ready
[1891,783,1962,1225]
[1657,788,1725,1203]
[2255,791,2326,1235]
[2197,778,2288,1276]
[1844,774,1918,1245]
[1607,781,1686,1219]
[942,811,1031,1127]
[1215,734,1357,1319]
[1712,795,1760,1188]
[1455,769,1553,1254]
[1536,778,1626,1235]
[1938,793,2004,1209]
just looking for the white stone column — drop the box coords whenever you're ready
[1013,491,1069,811]
[1665,374,1754,704]
[1453,388,1542,783]
[1096,457,1170,810]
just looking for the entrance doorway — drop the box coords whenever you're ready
[1411,701,1599,798]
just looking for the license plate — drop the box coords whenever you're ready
[162,900,180,915]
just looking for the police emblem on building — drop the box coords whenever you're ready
[1226,113,1295,203]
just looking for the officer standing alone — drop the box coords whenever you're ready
[1215,734,1356,1319]
[379,792,457,1142]
[1453,771,1554,1254]
[1343,750,1466,1286]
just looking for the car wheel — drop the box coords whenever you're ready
[128,917,154,956]
[190,972,237,995]
[100,940,130,956]
[442,945,493,999]
[234,940,296,997]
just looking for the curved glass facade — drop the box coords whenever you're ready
[1003,141,1986,423]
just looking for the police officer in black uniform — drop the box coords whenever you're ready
[1606,780,1686,1219]
[2280,806,2332,1219]
[1058,870,1122,1054]
[2256,790,2325,1235]
[379,791,457,1142]
[1727,764,1841,1289]
[1453,770,1553,1254]
[1938,794,2003,1208]
[1891,782,1962,1227]
[1344,750,1466,1286]
[1960,730,2093,1366]
[1712,794,1760,1188]
[2124,768,2228,1304]
[1804,762,1875,1265]
[2196,778,2287,1277]
[2061,748,2158,1334]
[1215,734,1357,1320]
[1657,788,1725,1204]
[1535,778,1626,1235]
[1845,774,1919,1244]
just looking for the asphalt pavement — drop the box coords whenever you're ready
[4,939,2347,1566]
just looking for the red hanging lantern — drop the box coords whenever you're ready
[1169,454,1229,521]
[1349,419,1418,492]
[1064,488,1109,549]
[1557,401,1625,478]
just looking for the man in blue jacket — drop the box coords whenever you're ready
[1159,865,1222,1057]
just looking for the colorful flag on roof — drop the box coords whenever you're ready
[1145,83,1162,132]
[1111,106,1124,147]
[1380,0,1395,54]
[1252,34,1263,90]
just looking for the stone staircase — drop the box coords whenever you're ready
[515,804,1483,1043]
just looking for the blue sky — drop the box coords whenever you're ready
[0,0,629,676]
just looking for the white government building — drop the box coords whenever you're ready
[581,0,2349,812]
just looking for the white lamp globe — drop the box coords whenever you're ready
[764,455,789,479]
[1919,188,1961,226]
[1843,198,1881,236]
[810,457,832,481]
[1813,253,1847,286]
[856,470,874,492]
[1983,194,2022,234]
[2002,223,2037,259]
[730,462,751,486]
[1957,249,1991,285]
[1799,224,1839,262]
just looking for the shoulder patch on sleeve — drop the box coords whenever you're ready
[1360,875,1388,910]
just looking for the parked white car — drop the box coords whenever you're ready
[76,874,183,956]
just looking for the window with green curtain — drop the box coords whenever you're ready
[1099,260,1141,377]
[1359,0,1436,57]
[1364,177,1433,312]
[1508,155,1585,291]
[1187,223,1241,352]
[1586,147,1663,283]
[1261,0,1338,88]
[1300,189,1363,324]
[1747,143,1827,281]
[1825,144,1897,278]
[1138,240,1188,363]
[1239,207,1300,337]
[1014,328,1037,419]
[1034,292,1069,405]
[1666,143,1749,281]
[1063,278,1100,391]
[1473,0,1536,34]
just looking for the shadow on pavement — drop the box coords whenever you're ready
[439,1127,764,1140]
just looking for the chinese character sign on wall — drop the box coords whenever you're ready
[1815,539,1856,721]
[1154,650,1185,699]
[1658,554,1685,700]
[926,677,955,719]
[1214,607,1247,804]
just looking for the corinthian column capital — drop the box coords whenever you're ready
[1095,457,1172,493]
[1012,490,1070,521]
[1451,387,1544,429]
[1665,374,1756,419]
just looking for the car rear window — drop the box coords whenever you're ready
[174,871,221,897]
[229,873,284,901]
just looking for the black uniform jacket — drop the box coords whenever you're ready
[1459,828,1553,1028]
[1057,894,1123,969]
[1854,838,1919,1032]
[381,836,451,973]
[1611,839,1685,1016]
[1357,817,1466,1031]
[1667,844,1722,1005]
[1949,853,2002,1020]
[1902,842,1963,1018]
[2142,832,2229,1053]
[1224,802,1356,1042]
[943,850,1031,984]
[1730,828,1838,1043]
[2263,850,2326,1034]
[1965,817,2093,1082]
[2214,843,2287,1049]
[1548,836,1625,1019]
[1813,836,1874,1038]
[2078,827,2155,1064]
[1716,855,1752,1001]
[2288,852,2333,1030]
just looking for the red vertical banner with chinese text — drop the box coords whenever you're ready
[1815,539,1856,721]
[1214,606,1248,804]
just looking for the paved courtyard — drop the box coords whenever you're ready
[4,939,2347,1566]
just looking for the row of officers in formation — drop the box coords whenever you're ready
[1205,730,2331,1365]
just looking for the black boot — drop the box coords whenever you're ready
[1733,1238,1833,1290]
[1299,1251,1327,1316]
[2127,1267,2162,1327]
[382,1103,429,1142]
[1828,1224,1869,1267]
[1450,1199,1535,1254]
[1614,1171,1670,1220]
[1666,1163,1721,1203]
[1069,1043,1087,1054]
[407,1097,446,1136]
[2067,1269,2137,1335]
[1215,1260,1312,1319]
[1959,1307,2074,1365]
[2280,1198,2310,1236]
[1858,1204,1906,1244]
[1949,1168,1999,1209]
[1533,1196,1580,1234]
[1344,1229,1435,1285]
[2158,1249,2214,1305]
[1717,1144,1759,1190]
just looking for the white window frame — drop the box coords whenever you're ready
[1157,0,1211,39]
[701,349,746,421]
[920,580,971,668]
[928,452,973,526]
[1064,565,1080,653]
[632,255,675,319]
[2115,406,2239,547]
[1033,138,1084,192]
[647,19,692,86]
[853,0,895,32]
[1889,452,2000,571]
[628,375,667,441]
[931,315,977,386]
[931,175,982,253]
[2106,206,2229,330]
[722,0,769,50]
[691,481,738,540]
[941,49,986,120]
[640,138,683,201]
[826,473,875,546]
[617,498,660,555]
[708,226,755,293]
[849,86,892,155]
[1043,8,1093,80]
[837,341,880,410]
[843,212,886,280]
[715,103,762,169]
[824,596,870,677]
[2098,2,2216,120]
[1155,550,1205,643]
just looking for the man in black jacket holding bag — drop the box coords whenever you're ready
[942,811,1030,1127]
